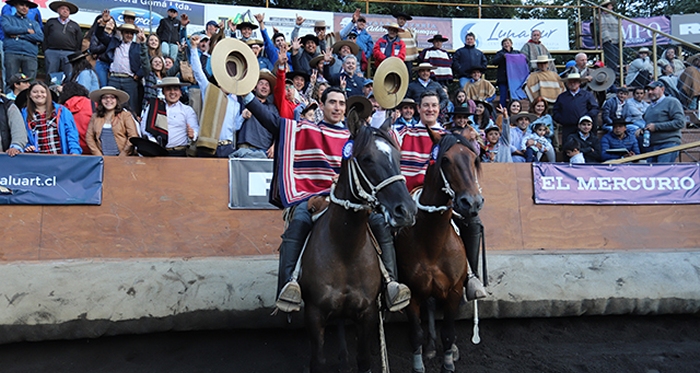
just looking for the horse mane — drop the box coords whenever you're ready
[352,124,399,157]
[427,131,481,185]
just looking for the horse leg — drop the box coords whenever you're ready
[336,320,350,373]
[439,291,462,373]
[406,300,426,373]
[305,306,327,373]
[425,297,437,360]
[356,309,378,373]
[455,215,487,300]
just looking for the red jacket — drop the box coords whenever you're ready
[274,69,298,120]
[63,96,94,154]
[372,35,406,67]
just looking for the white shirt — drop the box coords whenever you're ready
[140,101,199,148]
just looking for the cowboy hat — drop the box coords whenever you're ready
[245,39,263,46]
[301,102,318,117]
[237,21,258,30]
[412,62,437,71]
[561,72,587,82]
[155,76,191,88]
[467,66,487,74]
[392,11,413,21]
[473,100,493,114]
[258,69,276,89]
[588,67,616,92]
[129,137,169,157]
[7,0,38,8]
[332,40,359,56]
[382,23,405,32]
[300,34,319,46]
[427,34,449,43]
[89,86,130,105]
[118,23,139,33]
[531,55,554,64]
[396,97,417,109]
[373,57,409,109]
[211,38,260,95]
[313,20,328,28]
[346,95,373,119]
[309,54,333,68]
[286,71,309,85]
[67,50,89,63]
[122,10,136,18]
[447,106,472,116]
[49,1,78,14]
[512,112,537,123]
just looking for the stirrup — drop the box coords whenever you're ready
[385,281,411,312]
[466,275,487,301]
[276,281,302,313]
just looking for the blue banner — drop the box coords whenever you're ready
[0,155,103,205]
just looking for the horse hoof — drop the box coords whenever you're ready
[452,343,460,362]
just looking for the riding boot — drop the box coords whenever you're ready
[276,204,313,312]
[455,215,487,301]
[369,213,411,312]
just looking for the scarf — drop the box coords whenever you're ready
[144,98,168,147]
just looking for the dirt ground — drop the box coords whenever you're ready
[0,314,699,373]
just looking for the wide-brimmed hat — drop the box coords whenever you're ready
[7,0,38,9]
[129,137,168,157]
[412,62,437,71]
[332,40,359,56]
[531,55,554,64]
[155,76,191,88]
[396,97,417,109]
[258,69,276,89]
[638,47,650,54]
[49,1,78,14]
[373,57,409,109]
[561,72,587,82]
[309,54,333,68]
[382,23,405,32]
[300,34,319,46]
[473,100,493,114]
[427,34,449,43]
[245,39,263,46]
[512,112,537,123]
[588,67,616,91]
[313,20,328,29]
[286,70,309,84]
[122,10,136,18]
[118,23,139,33]
[67,50,89,63]
[89,86,130,105]
[346,96,373,119]
[447,106,472,116]
[210,38,259,95]
[237,21,258,30]
[301,102,318,117]
[393,11,413,21]
[467,66,487,74]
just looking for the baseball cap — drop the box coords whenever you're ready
[206,20,219,29]
[646,81,664,89]
[167,5,177,12]
[578,115,593,124]
[363,79,373,87]
[8,73,30,87]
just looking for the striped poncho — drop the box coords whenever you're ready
[393,123,444,192]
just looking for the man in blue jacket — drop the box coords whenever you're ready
[1,0,43,84]
[452,32,487,88]
[340,9,373,61]
[0,0,42,91]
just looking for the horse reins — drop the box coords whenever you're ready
[330,157,406,212]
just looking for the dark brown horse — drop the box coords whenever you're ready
[299,114,417,373]
[395,127,483,373]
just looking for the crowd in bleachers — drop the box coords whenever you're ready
[0,0,695,162]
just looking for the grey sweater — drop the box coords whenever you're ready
[642,96,685,145]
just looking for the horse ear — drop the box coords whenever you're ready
[378,117,393,133]
[346,110,362,138]
[425,124,442,145]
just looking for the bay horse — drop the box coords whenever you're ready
[395,127,483,373]
[299,112,417,373]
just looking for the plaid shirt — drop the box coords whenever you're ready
[29,112,62,154]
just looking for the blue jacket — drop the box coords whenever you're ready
[552,89,599,137]
[22,103,82,155]
[0,4,42,41]
[452,44,487,79]
[1,12,43,57]
[96,25,146,79]
[600,130,640,161]
[339,21,373,56]
[601,96,625,129]
[261,28,293,71]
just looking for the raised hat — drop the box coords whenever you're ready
[393,11,413,21]
[382,23,405,32]
[346,95,373,119]
[578,115,593,124]
[588,67,616,92]
[427,34,449,43]
[332,40,359,56]
[258,69,276,89]
[512,112,537,123]
[373,57,409,109]
[49,1,78,14]
[211,38,260,95]
[412,62,437,71]
[300,34,319,46]
[7,0,38,8]
[89,86,130,105]
[129,137,168,157]
[531,55,554,64]
[154,76,191,88]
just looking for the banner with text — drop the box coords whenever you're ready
[452,18,570,52]
[0,154,103,205]
[228,158,276,210]
[533,163,700,205]
[581,16,671,49]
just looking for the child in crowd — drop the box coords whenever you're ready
[564,138,585,164]
[463,67,495,103]
[521,122,553,162]
[565,115,602,163]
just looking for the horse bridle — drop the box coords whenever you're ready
[330,156,406,212]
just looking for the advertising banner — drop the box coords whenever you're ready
[228,158,276,210]
[0,155,103,205]
[581,16,671,49]
[452,18,570,52]
[334,13,454,50]
[671,14,700,44]
[532,163,700,205]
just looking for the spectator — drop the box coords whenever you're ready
[326,40,361,77]
[5,73,30,100]
[597,0,621,75]
[96,20,145,116]
[0,0,42,90]
[524,55,564,103]
[509,112,537,162]
[528,96,556,162]
[0,94,27,156]
[658,47,684,77]
[247,39,273,71]
[393,11,418,73]
[625,47,653,88]
[44,1,82,80]
[521,122,553,162]
[492,37,522,108]
[622,86,648,131]
[292,34,320,75]
[470,100,494,132]
[521,29,556,72]
[451,89,476,113]
[88,11,116,88]
[1,0,43,82]
[678,53,700,110]
[565,115,601,163]
[67,51,99,93]
[495,99,521,128]
[156,6,181,60]
[363,79,373,98]
[20,81,81,154]
[233,70,279,159]
[312,20,332,53]
[140,77,198,156]
[417,34,452,86]
[601,119,640,161]
[345,32,368,74]
[85,86,138,156]
[639,81,685,163]
[601,86,628,132]
[340,9,373,60]
[452,32,487,88]
[145,34,163,59]
[204,20,219,38]
[406,63,448,110]
[573,53,593,88]
[393,98,418,129]
[563,137,585,163]
[142,56,169,107]
[444,106,473,131]
[121,9,136,25]
[481,120,512,163]
[254,14,287,68]
[273,49,303,120]
[58,81,93,154]
[463,67,495,103]
[373,23,405,68]
[553,72,599,141]
[324,50,364,98]
[658,62,681,101]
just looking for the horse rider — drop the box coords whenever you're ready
[240,84,412,313]
[394,90,487,300]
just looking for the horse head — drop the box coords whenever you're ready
[339,109,417,228]
[425,126,484,218]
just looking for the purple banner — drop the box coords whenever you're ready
[581,16,670,49]
[532,163,700,205]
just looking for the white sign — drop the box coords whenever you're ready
[452,19,570,52]
[248,172,273,197]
